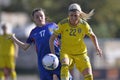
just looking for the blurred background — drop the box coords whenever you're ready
[0,0,120,80]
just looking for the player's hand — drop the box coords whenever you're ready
[96,48,102,57]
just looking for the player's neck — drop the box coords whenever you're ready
[37,23,46,27]
[69,20,79,27]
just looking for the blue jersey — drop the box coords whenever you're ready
[26,22,60,80]
[26,23,59,57]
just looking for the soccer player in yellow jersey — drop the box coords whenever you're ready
[49,3,102,80]
[0,24,18,80]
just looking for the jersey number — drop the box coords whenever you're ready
[39,30,45,37]
[69,29,76,36]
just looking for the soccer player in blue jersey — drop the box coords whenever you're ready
[10,8,61,80]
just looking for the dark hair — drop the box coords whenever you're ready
[31,8,45,17]
[31,8,51,22]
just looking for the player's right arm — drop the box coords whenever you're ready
[10,34,30,50]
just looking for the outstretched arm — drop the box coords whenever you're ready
[14,42,19,58]
[10,34,30,50]
[89,32,102,57]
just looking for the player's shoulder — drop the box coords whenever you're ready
[80,19,88,25]
[30,26,38,32]
[7,34,12,36]
[46,22,58,29]
[0,34,12,36]
[28,26,39,35]
[58,18,68,25]
[47,22,57,27]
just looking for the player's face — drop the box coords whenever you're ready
[33,11,46,26]
[68,11,80,26]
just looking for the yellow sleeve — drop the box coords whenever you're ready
[84,22,93,36]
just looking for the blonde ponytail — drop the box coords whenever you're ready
[80,9,95,21]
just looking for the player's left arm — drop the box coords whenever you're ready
[14,42,19,58]
[89,32,102,57]
[85,22,102,57]
[49,33,58,54]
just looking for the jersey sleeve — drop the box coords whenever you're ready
[51,23,59,33]
[26,31,33,44]
[84,22,93,36]
[53,22,63,35]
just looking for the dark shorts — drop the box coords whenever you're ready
[38,62,61,80]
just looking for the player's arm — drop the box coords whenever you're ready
[14,42,19,58]
[89,32,102,57]
[85,22,102,57]
[10,34,30,50]
[49,33,58,54]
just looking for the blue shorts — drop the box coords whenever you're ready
[38,61,61,80]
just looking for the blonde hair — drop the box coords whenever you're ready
[80,9,95,21]
[68,3,94,21]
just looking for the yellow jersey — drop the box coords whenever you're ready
[0,34,15,56]
[54,18,92,55]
